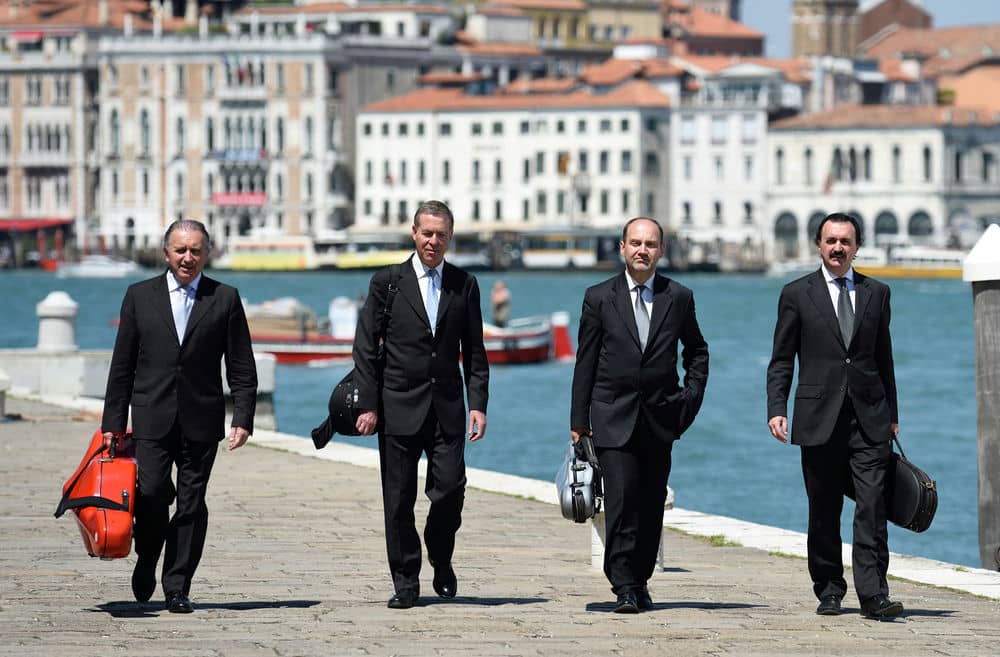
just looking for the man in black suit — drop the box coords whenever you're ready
[352,200,489,609]
[767,212,903,619]
[571,217,709,613]
[102,219,257,614]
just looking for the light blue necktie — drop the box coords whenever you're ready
[425,269,439,335]
[174,285,193,342]
[634,284,650,351]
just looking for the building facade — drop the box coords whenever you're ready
[792,0,861,59]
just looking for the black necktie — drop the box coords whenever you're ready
[836,277,854,346]
[634,285,649,351]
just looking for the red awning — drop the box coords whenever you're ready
[10,31,44,43]
[0,218,73,232]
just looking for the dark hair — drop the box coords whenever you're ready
[813,212,863,247]
[163,219,212,251]
[413,200,454,231]
[621,216,664,244]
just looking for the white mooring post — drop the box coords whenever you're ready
[36,291,79,353]
[963,223,1000,570]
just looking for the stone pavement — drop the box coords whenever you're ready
[2,396,1000,657]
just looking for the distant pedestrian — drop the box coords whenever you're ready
[766,212,903,619]
[490,280,511,327]
[570,216,709,613]
[101,219,257,614]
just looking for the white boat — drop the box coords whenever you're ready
[55,255,143,279]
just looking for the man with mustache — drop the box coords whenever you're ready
[570,217,709,612]
[352,200,489,609]
[767,212,903,619]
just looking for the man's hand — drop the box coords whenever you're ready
[356,410,378,436]
[102,431,123,450]
[891,422,899,438]
[228,426,251,451]
[767,416,788,443]
[467,410,486,442]
[570,428,591,444]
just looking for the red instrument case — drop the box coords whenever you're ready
[55,428,137,559]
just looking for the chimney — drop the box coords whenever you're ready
[98,0,109,26]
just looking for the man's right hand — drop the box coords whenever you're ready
[767,416,788,443]
[356,411,378,436]
[570,428,591,444]
[102,431,123,449]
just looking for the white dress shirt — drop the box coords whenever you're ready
[411,253,443,308]
[821,264,855,317]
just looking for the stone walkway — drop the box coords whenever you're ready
[2,396,999,657]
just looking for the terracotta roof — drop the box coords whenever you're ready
[642,59,685,78]
[664,3,762,39]
[580,58,643,86]
[363,79,671,113]
[477,5,528,17]
[501,77,579,94]
[487,0,587,11]
[939,65,1000,112]
[863,24,1000,76]
[235,3,449,16]
[878,57,918,82]
[456,42,543,56]
[772,104,1000,130]
[672,54,812,81]
[0,0,163,30]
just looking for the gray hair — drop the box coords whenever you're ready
[412,200,454,232]
[163,219,212,251]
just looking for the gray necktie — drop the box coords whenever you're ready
[425,269,439,335]
[836,277,854,346]
[634,284,650,351]
[174,285,193,342]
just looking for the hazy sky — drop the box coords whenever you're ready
[740,0,1000,58]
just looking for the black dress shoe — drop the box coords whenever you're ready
[165,592,194,614]
[387,590,419,609]
[613,592,640,614]
[131,560,156,603]
[432,564,457,599]
[816,595,843,615]
[636,590,653,611]
[861,594,903,619]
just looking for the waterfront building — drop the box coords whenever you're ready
[354,77,672,234]
[792,0,861,59]
[663,1,763,56]
[767,104,1000,260]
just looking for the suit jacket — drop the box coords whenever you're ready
[766,269,898,446]
[102,272,258,442]
[571,272,709,448]
[352,256,489,437]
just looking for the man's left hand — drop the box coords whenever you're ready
[467,410,487,442]
[228,426,251,451]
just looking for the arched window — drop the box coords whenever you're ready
[923,146,932,181]
[775,147,785,185]
[832,148,843,181]
[774,212,799,259]
[892,145,901,183]
[863,147,872,181]
[908,211,933,238]
[874,211,898,246]
[804,147,813,185]
[807,211,826,242]
[141,109,151,155]
[110,110,120,155]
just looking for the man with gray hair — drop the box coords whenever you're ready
[102,219,257,613]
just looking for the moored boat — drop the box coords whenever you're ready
[56,255,143,279]
[246,297,574,365]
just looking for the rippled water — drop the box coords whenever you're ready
[0,268,979,567]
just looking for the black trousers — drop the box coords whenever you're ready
[800,398,891,602]
[378,408,466,594]
[133,422,219,597]
[597,418,673,595]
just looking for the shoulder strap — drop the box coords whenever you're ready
[376,264,402,342]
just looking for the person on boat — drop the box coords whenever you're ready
[570,216,709,613]
[351,200,489,610]
[490,280,511,327]
[101,219,257,614]
[767,212,903,619]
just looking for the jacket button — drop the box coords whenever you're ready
[431,377,437,384]
[845,358,851,364]
[431,351,437,358]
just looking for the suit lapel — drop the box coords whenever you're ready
[851,272,873,345]
[183,277,216,344]
[805,268,847,348]
[646,273,673,347]
[397,256,431,329]
[151,274,181,343]
[435,262,457,329]
[610,273,642,351]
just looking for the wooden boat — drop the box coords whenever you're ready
[246,297,573,366]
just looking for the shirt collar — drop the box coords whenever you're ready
[624,270,653,292]
[821,264,854,285]
[166,270,202,293]
[411,253,443,280]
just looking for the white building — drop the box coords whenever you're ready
[354,80,672,232]
[767,104,1000,259]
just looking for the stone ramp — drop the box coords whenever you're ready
[2,398,999,657]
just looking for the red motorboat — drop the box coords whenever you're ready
[246,297,573,366]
